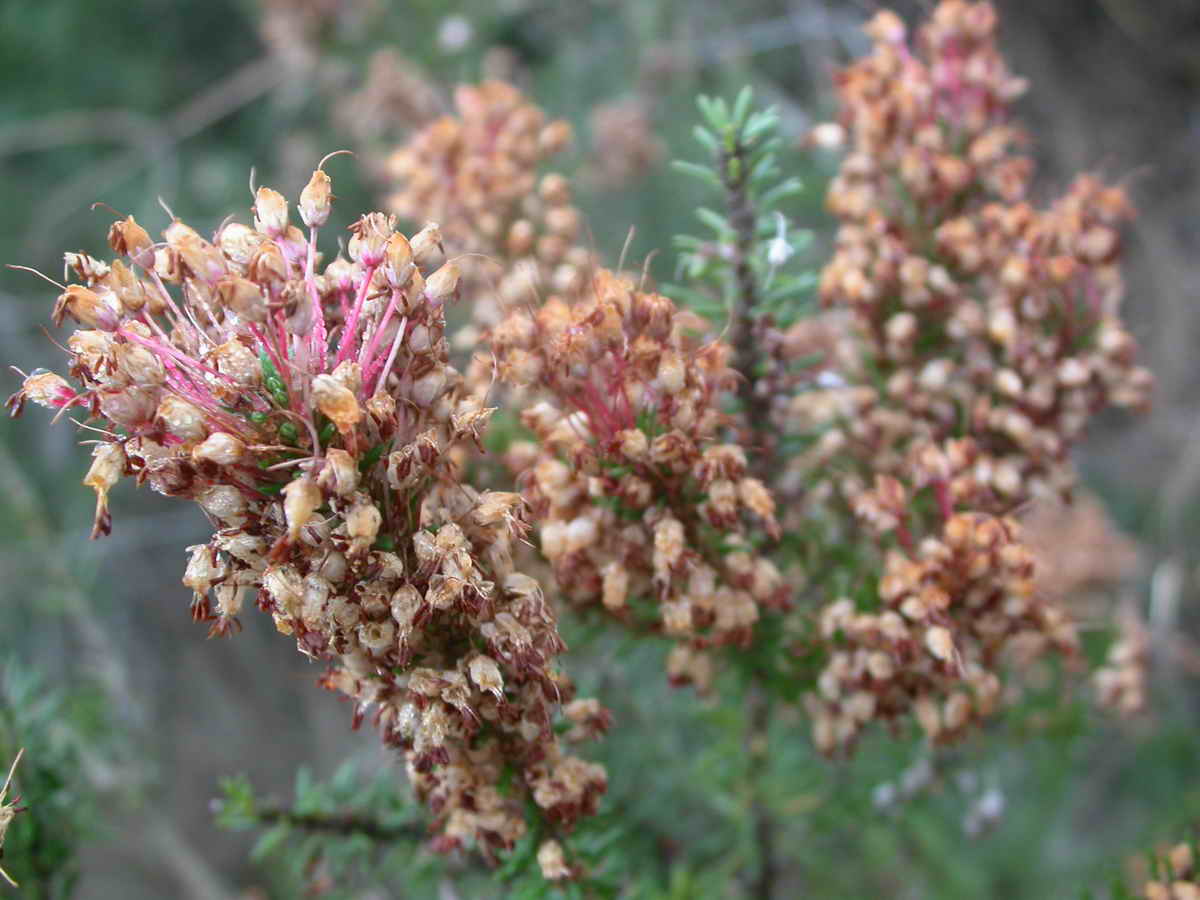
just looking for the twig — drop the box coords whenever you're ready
[253,804,426,843]
[718,129,780,900]
[746,684,777,900]
[0,109,164,158]
[719,138,775,478]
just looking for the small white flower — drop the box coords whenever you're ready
[438,15,474,52]
[766,212,795,267]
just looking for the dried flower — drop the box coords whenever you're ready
[791,0,1150,753]
[8,167,607,859]
[494,269,787,684]
[386,81,594,356]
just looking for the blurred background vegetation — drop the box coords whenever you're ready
[1,0,1200,896]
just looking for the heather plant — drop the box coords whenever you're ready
[0,664,116,898]
[1,0,1192,896]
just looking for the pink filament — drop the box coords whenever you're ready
[334,264,380,367]
[358,288,403,383]
[305,228,328,371]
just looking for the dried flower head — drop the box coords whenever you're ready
[493,268,787,688]
[386,81,594,355]
[793,0,1151,753]
[586,96,665,187]
[811,0,1151,505]
[8,166,606,860]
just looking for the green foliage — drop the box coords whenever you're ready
[668,88,816,328]
[0,663,113,899]
[0,2,1196,897]
[214,761,438,898]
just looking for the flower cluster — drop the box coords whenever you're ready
[1140,842,1200,900]
[813,0,1151,501]
[1093,604,1150,718]
[8,169,606,857]
[1023,493,1140,610]
[337,49,445,151]
[492,269,787,690]
[808,507,1075,753]
[259,0,375,70]
[585,96,665,188]
[794,0,1150,753]
[385,81,589,346]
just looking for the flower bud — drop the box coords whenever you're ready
[601,561,629,611]
[247,242,287,285]
[346,497,382,554]
[215,583,243,619]
[216,277,267,322]
[357,618,395,655]
[925,625,956,663]
[410,222,444,269]
[537,840,571,881]
[157,395,208,444]
[538,120,573,156]
[410,367,447,407]
[616,428,648,460]
[211,338,261,385]
[299,168,333,228]
[653,517,685,577]
[253,187,289,236]
[656,349,685,394]
[467,654,504,700]
[197,484,246,522]
[263,563,303,619]
[318,448,359,496]
[349,212,392,267]
[424,262,460,304]
[108,216,155,267]
[18,370,76,410]
[379,232,414,286]
[83,442,126,538]
[312,373,362,434]
[192,432,246,465]
[540,174,571,206]
[53,285,120,331]
[283,476,322,540]
[216,222,265,267]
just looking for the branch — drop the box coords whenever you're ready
[252,804,427,844]
[719,139,774,477]
[746,686,777,900]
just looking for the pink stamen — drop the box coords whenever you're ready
[305,228,328,371]
[118,328,239,387]
[335,264,380,367]
[373,315,409,394]
[147,270,202,350]
[274,308,289,370]
[359,288,402,383]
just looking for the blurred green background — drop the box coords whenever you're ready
[1,0,1200,896]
